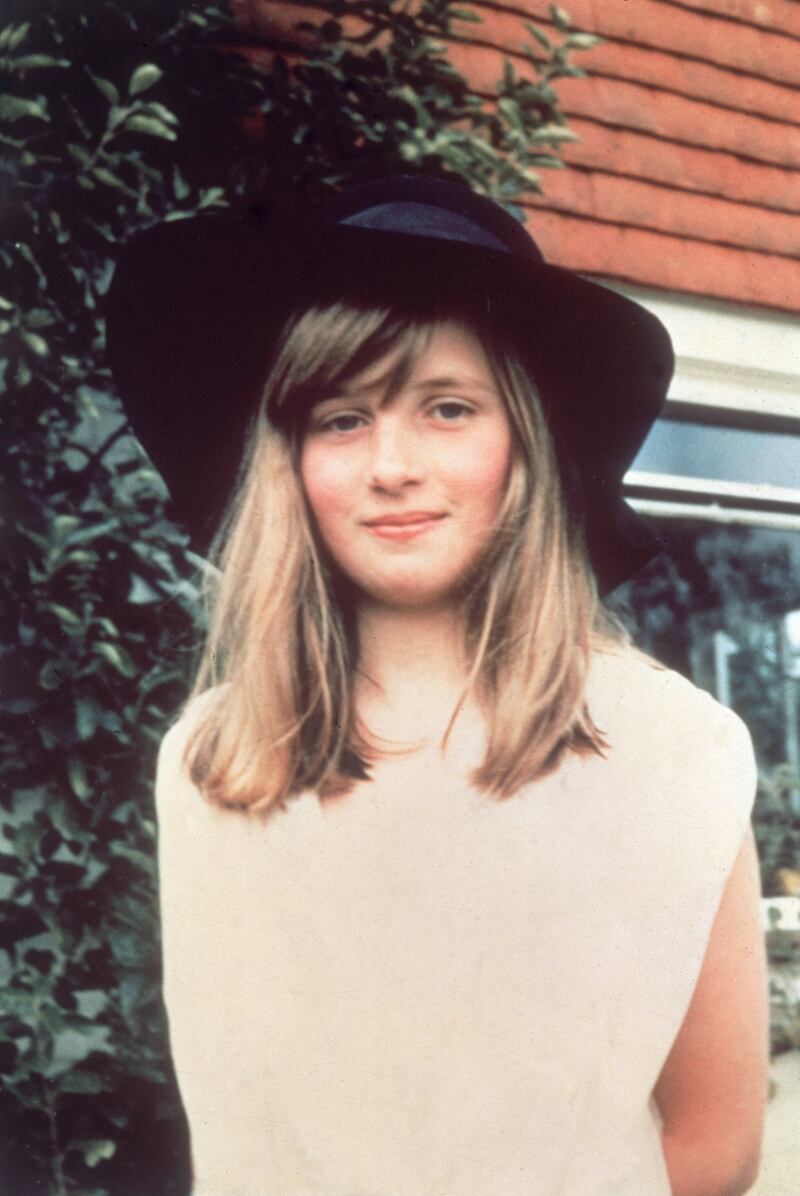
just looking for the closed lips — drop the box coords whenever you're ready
[364,512,446,527]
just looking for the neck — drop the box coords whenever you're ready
[355,602,472,746]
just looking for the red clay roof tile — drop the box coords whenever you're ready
[564,120,800,215]
[558,75,800,168]
[449,42,800,169]
[481,0,800,86]
[525,209,800,310]
[530,168,800,256]
[467,7,800,122]
[578,37,800,125]
[664,0,800,39]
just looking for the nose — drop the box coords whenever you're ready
[367,413,422,493]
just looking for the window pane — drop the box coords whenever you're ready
[633,419,800,491]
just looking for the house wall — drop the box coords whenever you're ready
[235,1,800,312]
[456,0,800,312]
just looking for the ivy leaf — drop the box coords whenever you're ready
[16,241,47,287]
[198,186,226,208]
[57,1025,112,1067]
[143,100,178,126]
[19,329,49,357]
[110,842,157,875]
[74,990,109,1019]
[525,22,551,51]
[567,32,602,50]
[94,615,119,637]
[67,758,90,800]
[128,574,162,605]
[118,973,146,1017]
[46,603,82,631]
[92,165,127,191]
[26,308,55,329]
[75,697,100,742]
[497,97,523,132]
[550,5,571,30]
[50,1031,109,1072]
[172,164,189,200]
[67,141,91,166]
[128,63,163,96]
[2,22,31,52]
[52,514,81,539]
[72,1136,116,1166]
[93,642,138,678]
[124,113,177,140]
[88,72,120,103]
[8,54,69,70]
[38,659,65,691]
[0,94,49,122]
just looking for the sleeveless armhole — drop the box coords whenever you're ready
[706,698,757,874]
[154,689,220,820]
[153,694,223,1086]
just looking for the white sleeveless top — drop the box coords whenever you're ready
[155,649,755,1196]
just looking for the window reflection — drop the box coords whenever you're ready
[633,419,800,491]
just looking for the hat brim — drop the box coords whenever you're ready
[106,210,672,591]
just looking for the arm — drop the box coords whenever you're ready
[654,826,769,1196]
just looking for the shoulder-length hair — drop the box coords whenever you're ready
[184,296,621,811]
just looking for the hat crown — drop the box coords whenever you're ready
[324,175,544,263]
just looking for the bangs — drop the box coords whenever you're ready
[264,303,429,433]
[262,288,511,436]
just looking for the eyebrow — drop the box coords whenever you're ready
[315,373,498,408]
[407,374,499,394]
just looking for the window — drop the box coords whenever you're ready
[607,287,800,893]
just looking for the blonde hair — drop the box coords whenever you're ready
[184,299,622,811]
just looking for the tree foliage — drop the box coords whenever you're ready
[0,1,599,1190]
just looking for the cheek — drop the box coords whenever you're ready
[300,445,355,539]
[446,428,512,518]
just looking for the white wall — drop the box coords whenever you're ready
[605,285,800,528]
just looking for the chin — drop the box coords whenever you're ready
[361,575,460,611]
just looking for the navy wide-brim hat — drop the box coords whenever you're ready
[106,175,673,593]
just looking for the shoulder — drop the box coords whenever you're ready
[586,645,756,824]
[587,643,748,742]
[154,688,224,823]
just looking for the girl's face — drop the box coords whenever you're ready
[299,321,513,610]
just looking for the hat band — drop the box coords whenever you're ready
[340,201,512,253]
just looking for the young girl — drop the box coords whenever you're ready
[108,176,768,1196]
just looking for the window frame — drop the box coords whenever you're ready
[607,285,800,530]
